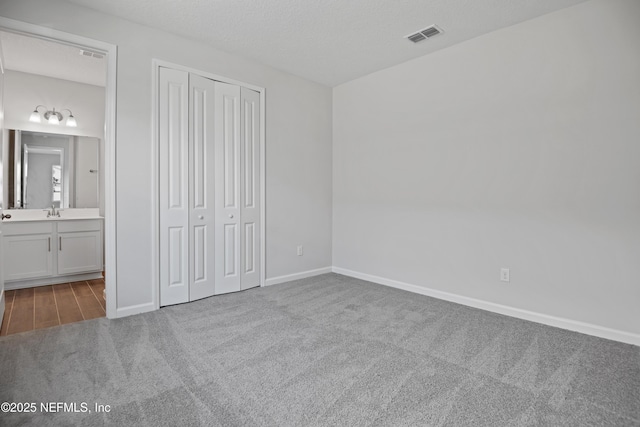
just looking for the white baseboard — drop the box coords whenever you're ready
[115,302,156,319]
[332,267,640,347]
[116,268,332,318]
[5,272,104,290]
[265,267,333,287]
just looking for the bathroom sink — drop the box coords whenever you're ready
[2,208,102,222]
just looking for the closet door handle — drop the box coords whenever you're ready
[48,237,51,252]
[59,237,62,251]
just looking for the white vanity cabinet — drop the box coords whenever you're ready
[57,220,103,275]
[2,218,103,288]
[3,222,55,281]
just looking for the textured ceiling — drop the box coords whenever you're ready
[0,30,106,87]
[65,0,587,87]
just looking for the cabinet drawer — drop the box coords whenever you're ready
[56,219,102,233]
[3,222,54,236]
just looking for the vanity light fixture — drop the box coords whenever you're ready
[29,105,77,127]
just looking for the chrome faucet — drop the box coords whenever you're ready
[46,204,60,218]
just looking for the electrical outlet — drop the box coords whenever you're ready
[297,245,303,256]
[500,268,510,282]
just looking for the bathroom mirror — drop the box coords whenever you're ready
[6,129,99,210]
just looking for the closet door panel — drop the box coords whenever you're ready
[159,67,189,306]
[214,82,241,294]
[189,75,217,301]
[224,224,237,276]
[240,88,261,290]
[193,225,206,280]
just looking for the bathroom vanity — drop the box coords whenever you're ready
[2,209,103,290]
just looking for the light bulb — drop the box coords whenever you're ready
[48,113,60,125]
[29,110,41,123]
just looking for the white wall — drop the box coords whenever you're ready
[333,0,640,337]
[0,0,333,313]
[3,70,105,138]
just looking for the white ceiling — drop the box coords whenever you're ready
[0,30,106,87]
[65,0,587,87]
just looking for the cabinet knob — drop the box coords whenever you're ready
[1,213,11,220]
[198,215,204,220]
[228,214,234,219]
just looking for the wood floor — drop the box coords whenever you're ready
[0,279,106,336]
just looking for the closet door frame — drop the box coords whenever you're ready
[151,59,266,310]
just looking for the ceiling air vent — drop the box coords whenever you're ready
[405,25,444,43]
[79,49,105,59]
[407,32,426,43]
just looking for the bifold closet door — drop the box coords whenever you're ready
[159,67,189,306]
[188,75,216,301]
[213,84,261,294]
[214,82,241,294]
[159,69,216,306]
[160,69,261,305]
[239,87,260,290]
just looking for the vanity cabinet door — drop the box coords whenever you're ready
[3,233,54,281]
[57,230,102,275]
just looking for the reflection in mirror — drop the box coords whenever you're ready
[7,130,99,210]
[24,144,65,209]
[52,165,62,205]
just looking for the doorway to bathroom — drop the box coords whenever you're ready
[0,18,117,332]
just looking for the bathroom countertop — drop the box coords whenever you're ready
[2,209,104,223]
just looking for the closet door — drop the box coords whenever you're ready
[159,67,189,306]
[240,88,260,290]
[189,75,217,301]
[214,82,241,294]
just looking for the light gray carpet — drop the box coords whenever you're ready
[1,273,638,426]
